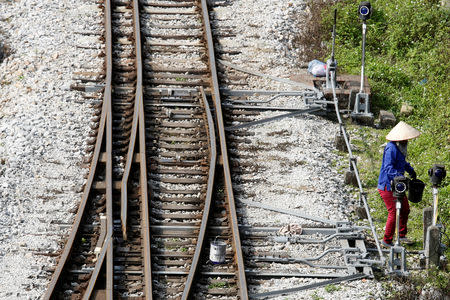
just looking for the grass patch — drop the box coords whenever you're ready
[311,290,324,300]
[325,284,342,293]
[208,282,229,289]
[382,268,450,299]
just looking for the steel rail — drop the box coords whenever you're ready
[43,90,108,300]
[153,270,352,278]
[83,235,111,299]
[200,0,249,298]
[239,199,339,225]
[253,257,347,270]
[221,89,306,97]
[42,0,113,297]
[273,232,362,244]
[43,78,108,300]
[119,0,140,241]
[181,87,217,299]
[104,0,114,296]
[225,107,322,131]
[330,70,384,262]
[134,0,153,297]
[222,103,321,111]
[120,76,138,240]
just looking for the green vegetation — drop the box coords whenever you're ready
[311,290,324,300]
[324,284,342,293]
[208,281,229,289]
[381,267,450,299]
[308,0,449,250]
[298,0,449,297]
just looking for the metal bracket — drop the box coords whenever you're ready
[326,59,337,89]
[388,245,408,276]
[225,107,322,131]
[351,92,373,120]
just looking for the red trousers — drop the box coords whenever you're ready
[378,188,410,244]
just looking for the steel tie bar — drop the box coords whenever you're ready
[249,273,367,298]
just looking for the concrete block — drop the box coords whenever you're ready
[425,225,440,268]
[379,110,396,128]
[344,170,358,187]
[334,133,347,152]
[355,206,368,219]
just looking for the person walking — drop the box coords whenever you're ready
[378,121,421,247]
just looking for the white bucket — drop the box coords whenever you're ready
[209,240,226,264]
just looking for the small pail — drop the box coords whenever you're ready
[209,240,226,264]
[408,178,425,203]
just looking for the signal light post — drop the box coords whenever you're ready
[351,1,374,124]
[388,176,408,275]
[424,164,446,268]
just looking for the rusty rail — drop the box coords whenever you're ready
[181,87,217,299]
[200,0,249,298]
[43,0,114,298]
[133,0,153,296]
[105,1,113,296]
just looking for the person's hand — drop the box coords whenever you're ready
[409,170,417,179]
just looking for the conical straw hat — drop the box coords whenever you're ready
[386,121,421,141]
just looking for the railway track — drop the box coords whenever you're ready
[44,0,379,299]
[45,0,247,298]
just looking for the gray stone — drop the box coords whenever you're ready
[379,110,396,128]
[400,103,414,116]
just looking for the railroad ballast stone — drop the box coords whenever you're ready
[211,0,387,298]
[0,0,101,298]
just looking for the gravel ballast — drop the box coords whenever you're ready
[0,0,101,298]
[0,0,389,299]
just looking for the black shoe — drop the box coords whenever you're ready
[381,240,393,248]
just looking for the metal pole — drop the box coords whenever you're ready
[432,187,439,226]
[359,22,367,93]
[395,198,401,246]
[331,9,337,62]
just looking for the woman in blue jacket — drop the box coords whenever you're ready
[378,121,421,247]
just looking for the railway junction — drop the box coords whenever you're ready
[0,0,447,299]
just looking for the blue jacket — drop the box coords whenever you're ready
[378,141,414,191]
